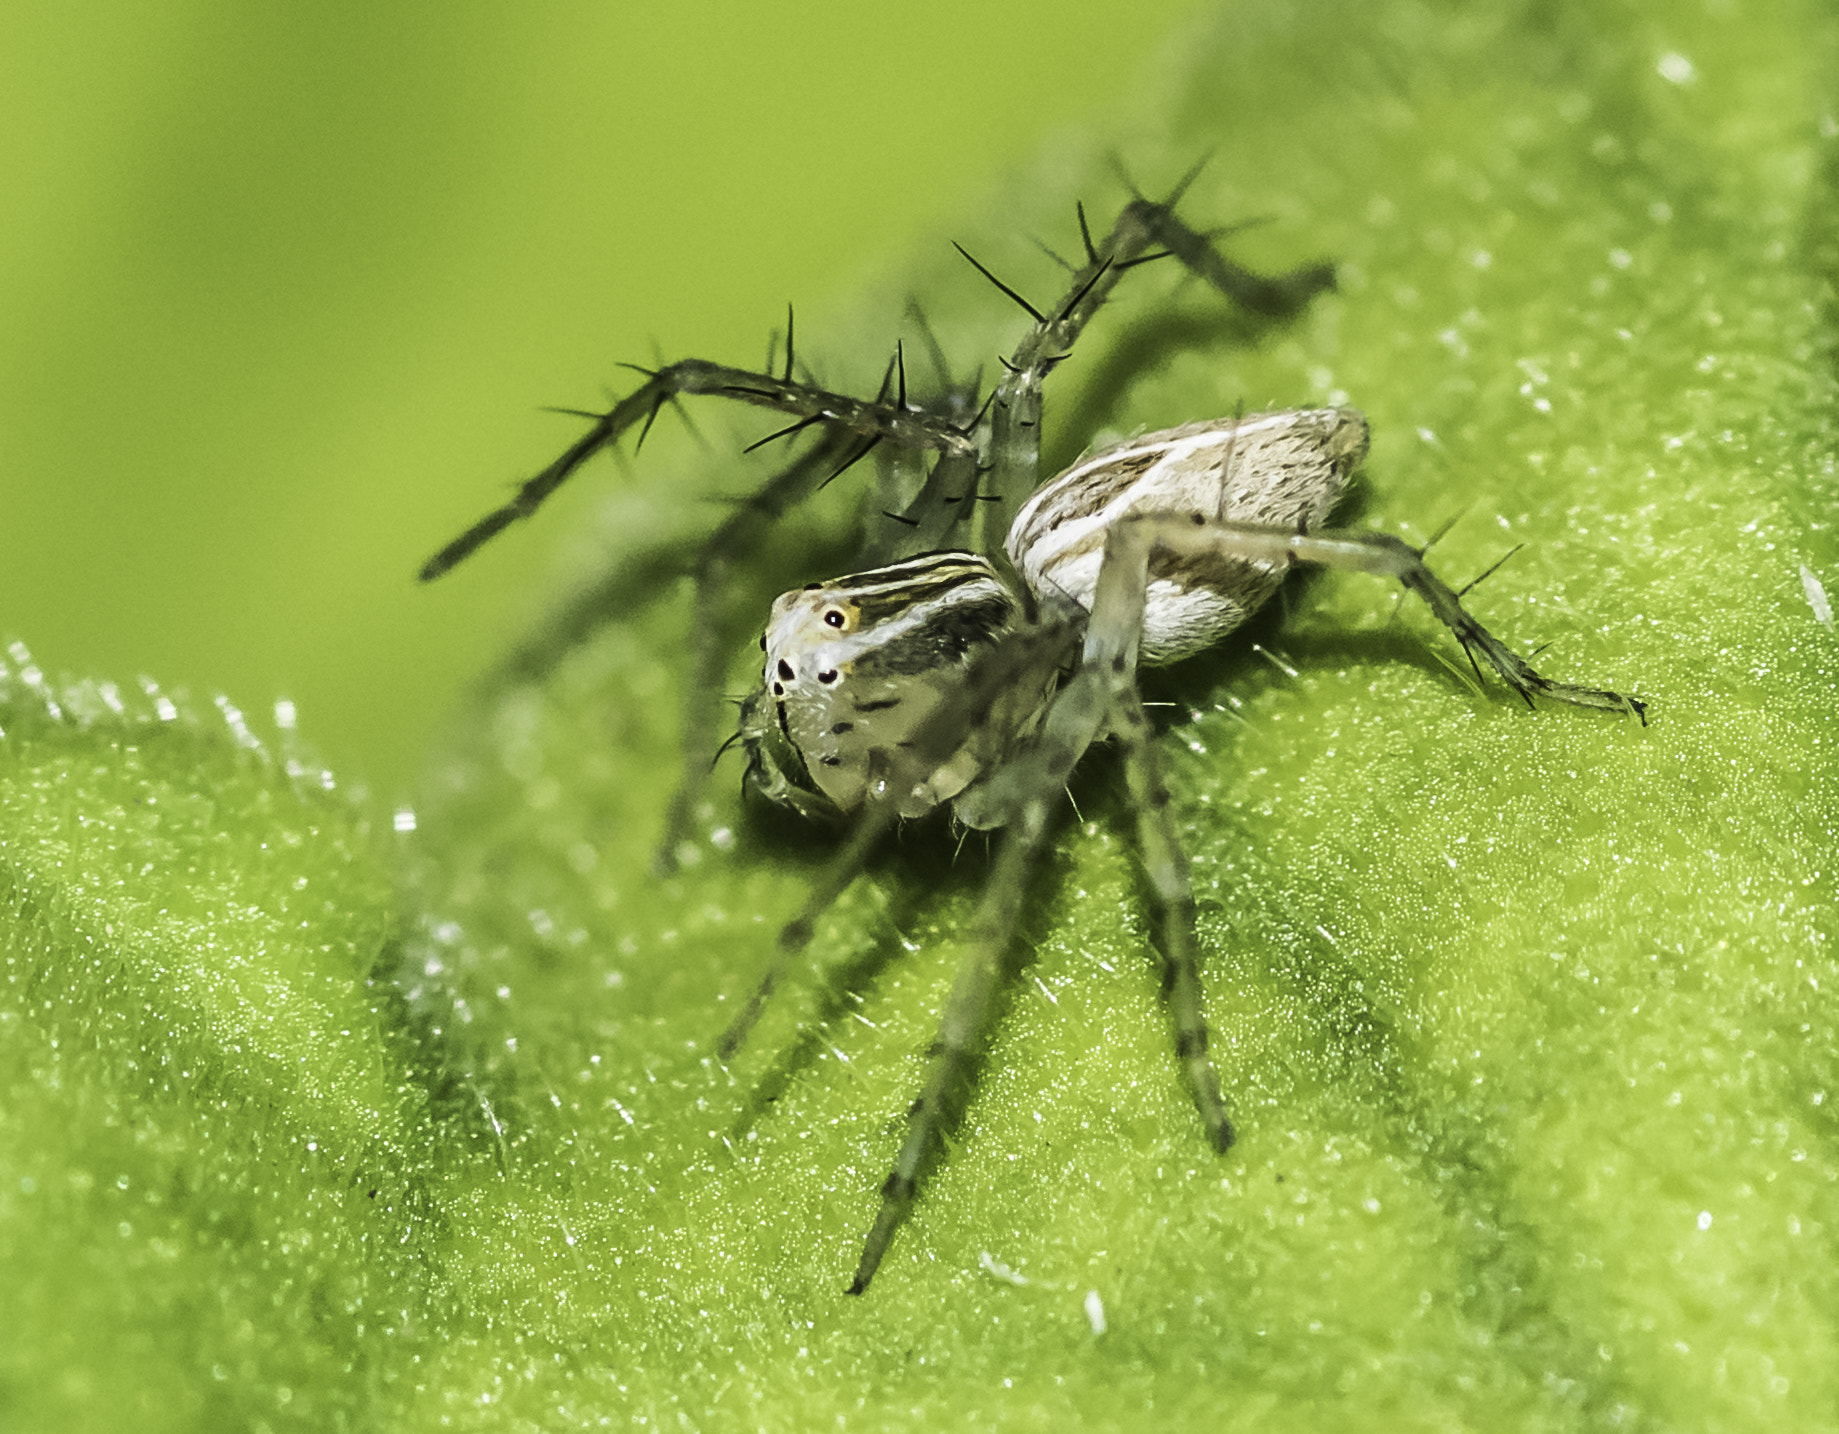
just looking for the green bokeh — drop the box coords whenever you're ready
[4,1,1839,1431]
[0,0,1202,795]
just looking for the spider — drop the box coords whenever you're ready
[421,171,1647,1294]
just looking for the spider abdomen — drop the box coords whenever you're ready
[1006,408,1368,662]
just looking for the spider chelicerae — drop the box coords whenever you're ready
[422,172,1648,1293]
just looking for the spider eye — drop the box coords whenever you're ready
[776,659,795,681]
[817,669,838,684]
[758,632,767,650]
[823,609,846,628]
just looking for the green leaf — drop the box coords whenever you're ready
[0,675,430,1429]
[6,1,1837,1429]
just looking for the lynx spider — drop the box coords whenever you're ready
[423,169,1647,1293]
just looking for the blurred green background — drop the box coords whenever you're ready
[7,3,1839,1429]
[0,0,1201,796]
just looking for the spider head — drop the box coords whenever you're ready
[737,553,1029,823]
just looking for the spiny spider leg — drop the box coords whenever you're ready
[880,445,987,559]
[864,329,991,566]
[958,516,1242,1155]
[419,358,976,582]
[846,523,1248,1290]
[848,685,1234,1294]
[972,186,1336,550]
[719,605,1084,1058]
[1107,681,1235,1153]
[1127,519,1650,721]
[848,807,1052,1295]
[1024,516,1236,1151]
[844,587,1250,1290]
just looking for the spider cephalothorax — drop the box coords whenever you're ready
[423,175,1645,1293]
[740,408,1371,828]
[743,551,1032,823]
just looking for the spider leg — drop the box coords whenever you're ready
[965,518,1238,1151]
[722,605,1082,1292]
[1107,682,1235,1152]
[957,512,1161,830]
[850,519,1249,1289]
[721,607,1083,1059]
[419,358,978,581]
[972,190,1337,550]
[848,807,1053,1294]
[864,336,991,565]
[883,447,992,558]
[1136,517,1650,721]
